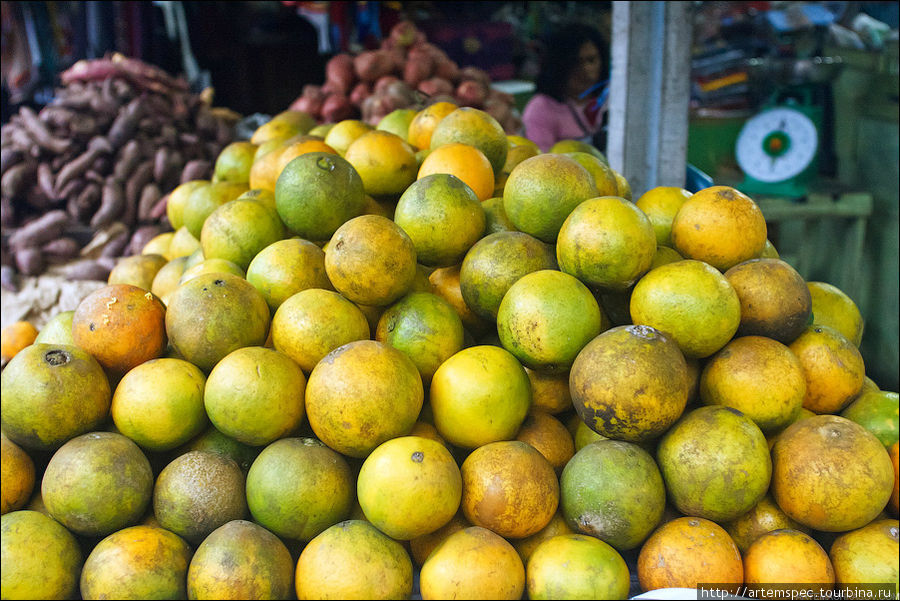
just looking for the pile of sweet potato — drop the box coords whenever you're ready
[1,53,239,288]
[289,21,520,132]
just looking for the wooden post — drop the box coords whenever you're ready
[607,2,693,198]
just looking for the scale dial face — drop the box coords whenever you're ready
[736,107,818,183]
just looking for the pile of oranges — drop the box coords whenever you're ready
[1,102,898,601]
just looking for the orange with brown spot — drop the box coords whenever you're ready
[460,440,558,539]
[72,284,167,378]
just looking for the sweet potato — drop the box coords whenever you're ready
[128,225,162,256]
[417,77,454,99]
[0,148,22,176]
[374,75,401,95]
[107,97,144,149]
[382,81,416,111]
[459,66,492,88]
[54,147,100,195]
[149,194,169,220]
[434,58,461,82]
[1,161,37,201]
[7,210,68,250]
[125,161,154,213]
[14,247,44,276]
[403,48,435,88]
[456,80,489,107]
[42,237,81,263]
[321,94,356,123]
[138,183,162,223]
[0,197,14,228]
[290,95,323,117]
[180,159,211,183]
[90,180,125,229]
[36,162,56,200]
[58,258,111,282]
[19,106,73,155]
[113,139,142,181]
[69,182,101,223]
[100,229,132,258]
[349,82,372,106]
[354,50,396,83]
[325,53,356,94]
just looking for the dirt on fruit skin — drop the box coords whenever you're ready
[188,520,295,601]
[0,343,110,451]
[80,525,192,600]
[570,325,689,442]
[41,432,154,537]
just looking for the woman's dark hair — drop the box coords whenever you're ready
[534,23,609,102]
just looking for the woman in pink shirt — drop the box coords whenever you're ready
[522,24,609,152]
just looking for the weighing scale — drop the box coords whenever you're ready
[735,56,842,198]
[735,103,821,197]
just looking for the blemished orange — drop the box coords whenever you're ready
[700,335,807,433]
[502,153,597,243]
[460,440,559,539]
[71,284,167,378]
[251,110,316,145]
[305,340,423,458]
[526,534,631,601]
[515,412,575,473]
[79,524,192,600]
[417,142,495,201]
[108,253,168,291]
[526,367,572,414]
[420,526,524,600]
[345,130,418,198]
[409,512,470,566]
[511,512,574,564]
[630,259,741,358]
[789,325,865,414]
[724,494,809,553]
[556,195,657,291]
[1,432,35,514]
[891,442,899,514]
[829,519,899,595]
[429,265,492,337]
[295,520,412,600]
[725,258,812,344]
[570,324,689,442]
[408,101,458,150]
[807,281,865,346]
[203,347,307,446]
[637,517,743,593]
[325,214,418,307]
[671,185,767,271]
[743,529,834,595]
[270,288,370,373]
[772,414,894,532]
[1,321,39,362]
[394,173,486,267]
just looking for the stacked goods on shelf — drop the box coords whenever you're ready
[288,21,521,133]
[1,53,239,285]
[1,101,897,601]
